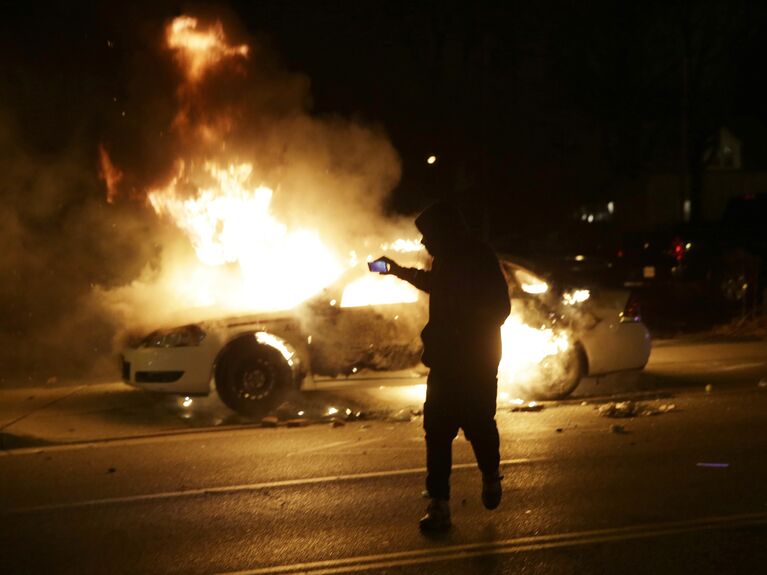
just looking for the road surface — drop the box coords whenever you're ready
[1,336,766,573]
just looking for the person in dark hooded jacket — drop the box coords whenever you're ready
[377,201,511,532]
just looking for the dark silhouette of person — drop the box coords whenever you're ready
[377,201,511,532]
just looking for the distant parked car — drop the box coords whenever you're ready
[621,193,767,306]
[121,256,651,416]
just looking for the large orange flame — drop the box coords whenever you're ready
[148,161,345,311]
[166,16,249,82]
[98,144,123,204]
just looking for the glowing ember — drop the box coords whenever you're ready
[166,16,249,81]
[256,332,294,365]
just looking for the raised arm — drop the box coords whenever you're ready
[375,256,432,293]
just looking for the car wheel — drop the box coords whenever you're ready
[215,339,293,417]
[527,345,585,401]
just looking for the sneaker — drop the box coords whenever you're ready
[482,472,503,510]
[419,498,451,533]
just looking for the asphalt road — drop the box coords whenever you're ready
[2,337,767,574]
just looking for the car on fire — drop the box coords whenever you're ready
[120,257,651,416]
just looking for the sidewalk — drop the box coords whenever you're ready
[0,380,416,450]
[0,382,228,450]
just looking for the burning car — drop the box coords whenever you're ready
[120,257,650,416]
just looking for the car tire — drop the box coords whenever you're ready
[215,338,293,417]
[527,344,585,401]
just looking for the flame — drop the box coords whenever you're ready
[562,289,590,306]
[380,239,423,253]
[515,269,549,295]
[98,144,123,204]
[166,16,249,81]
[498,311,571,387]
[256,331,294,365]
[340,273,420,308]
[148,161,344,311]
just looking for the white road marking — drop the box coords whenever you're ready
[711,361,767,372]
[5,458,540,516]
[0,426,274,456]
[217,511,767,575]
[1,423,378,457]
[648,360,767,371]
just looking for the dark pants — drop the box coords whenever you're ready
[423,369,501,501]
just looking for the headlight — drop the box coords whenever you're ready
[514,269,549,295]
[141,324,206,348]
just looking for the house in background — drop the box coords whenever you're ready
[611,126,767,229]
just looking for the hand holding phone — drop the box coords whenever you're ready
[367,259,389,273]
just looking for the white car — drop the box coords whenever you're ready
[121,257,651,415]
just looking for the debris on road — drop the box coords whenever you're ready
[610,424,627,434]
[511,402,545,412]
[556,428,564,433]
[598,401,638,418]
[705,384,713,394]
[758,379,767,388]
[107,467,116,474]
[260,416,279,428]
[598,401,676,418]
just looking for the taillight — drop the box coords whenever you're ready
[670,237,685,262]
[620,293,641,322]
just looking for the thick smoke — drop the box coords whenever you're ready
[0,112,165,384]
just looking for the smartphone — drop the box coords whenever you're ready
[367,259,388,273]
